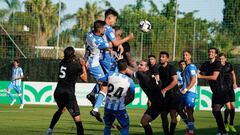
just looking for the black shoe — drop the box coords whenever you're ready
[90,110,103,123]
[86,93,96,107]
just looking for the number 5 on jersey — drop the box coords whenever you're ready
[59,66,67,78]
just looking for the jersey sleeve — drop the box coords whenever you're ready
[229,63,233,72]
[213,61,222,72]
[189,64,197,77]
[170,65,177,76]
[128,78,135,93]
[105,26,116,42]
[19,67,24,77]
[98,38,110,49]
[199,62,207,72]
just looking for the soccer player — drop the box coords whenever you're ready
[148,54,160,82]
[46,47,87,135]
[177,60,186,89]
[100,8,134,73]
[128,59,162,135]
[90,8,134,120]
[85,20,110,122]
[198,48,228,135]
[180,50,198,135]
[99,59,135,135]
[7,59,24,109]
[176,60,188,125]
[158,51,179,135]
[219,53,238,133]
[113,26,138,71]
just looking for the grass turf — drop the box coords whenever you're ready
[0,104,240,135]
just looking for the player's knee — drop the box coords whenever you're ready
[100,88,108,94]
[141,114,152,126]
[73,115,81,122]
[212,104,222,111]
[230,103,235,109]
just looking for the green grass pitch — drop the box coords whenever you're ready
[0,105,239,135]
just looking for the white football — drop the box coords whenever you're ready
[139,20,151,32]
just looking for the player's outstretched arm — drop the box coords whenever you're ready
[112,33,134,47]
[198,71,219,81]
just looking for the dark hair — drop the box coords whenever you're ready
[178,60,186,65]
[117,59,128,71]
[209,47,219,54]
[219,53,226,57]
[148,54,156,59]
[159,51,169,58]
[93,20,106,33]
[14,58,20,63]
[64,46,75,61]
[105,8,118,18]
[113,25,121,31]
[183,49,192,55]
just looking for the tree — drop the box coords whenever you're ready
[160,0,176,20]
[0,0,21,17]
[24,0,66,46]
[74,1,103,33]
[223,0,240,46]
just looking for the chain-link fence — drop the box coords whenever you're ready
[0,0,240,81]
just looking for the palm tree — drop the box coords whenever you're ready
[24,0,66,46]
[0,0,21,18]
[75,1,104,33]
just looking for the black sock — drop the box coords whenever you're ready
[143,124,153,135]
[49,110,62,129]
[169,122,177,135]
[163,125,169,135]
[230,109,235,125]
[213,111,225,133]
[224,109,230,124]
[75,121,84,135]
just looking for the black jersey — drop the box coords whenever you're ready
[222,62,234,89]
[113,42,130,60]
[149,64,160,76]
[158,63,178,95]
[135,70,163,105]
[56,59,83,92]
[199,60,224,92]
[222,62,233,83]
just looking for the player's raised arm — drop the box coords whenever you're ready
[79,58,88,82]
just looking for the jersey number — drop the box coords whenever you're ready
[59,66,67,78]
[107,83,124,98]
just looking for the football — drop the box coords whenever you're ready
[139,20,151,32]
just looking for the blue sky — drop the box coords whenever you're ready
[0,0,224,21]
[51,0,224,22]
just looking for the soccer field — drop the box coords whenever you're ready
[0,105,239,135]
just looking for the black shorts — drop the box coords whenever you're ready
[145,104,162,120]
[54,87,80,117]
[164,93,181,111]
[211,91,228,107]
[226,89,235,102]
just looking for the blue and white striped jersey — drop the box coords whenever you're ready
[100,71,135,111]
[104,25,115,42]
[85,31,110,66]
[12,67,23,86]
[182,64,198,93]
[177,70,183,87]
